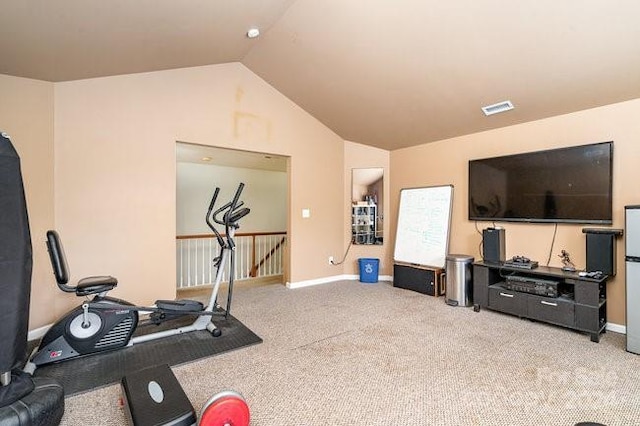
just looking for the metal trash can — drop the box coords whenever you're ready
[445,254,474,307]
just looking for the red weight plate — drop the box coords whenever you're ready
[200,392,250,426]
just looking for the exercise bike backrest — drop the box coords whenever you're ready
[45,230,118,297]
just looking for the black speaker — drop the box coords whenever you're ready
[393,263,445,296]
[582,228,623,276]
[483,228,505,263]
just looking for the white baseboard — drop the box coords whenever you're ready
[27,324,51,342]
[339,274,393,283]
[606,322,625,334]
[286,274,392,289]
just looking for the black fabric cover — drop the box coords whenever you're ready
[0,371,33,407]
[0,133,65,426]
[0,376,64,426]
[0,132,32,374]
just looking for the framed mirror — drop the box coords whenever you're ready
[352,168,384,245]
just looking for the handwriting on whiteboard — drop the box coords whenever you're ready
[394,185,453,268]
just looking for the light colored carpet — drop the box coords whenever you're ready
[61,280,640,425]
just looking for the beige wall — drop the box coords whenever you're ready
[51,63,344,315]
[343,141,391,276]
[0,74,61,328]
[176,162,287,235]
[390,98,640,326]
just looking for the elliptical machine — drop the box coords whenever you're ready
[29,183,250,368]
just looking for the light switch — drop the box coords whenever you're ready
[302,208,311,218]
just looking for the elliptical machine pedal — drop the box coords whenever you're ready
[150,300,205,325]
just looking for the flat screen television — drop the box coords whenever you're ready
[468,141,613,224]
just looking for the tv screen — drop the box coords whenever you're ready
[468,142,613,224]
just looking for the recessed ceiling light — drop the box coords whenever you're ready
[201,157,212,162]
[482,100,514,116]
[247,28,260,39]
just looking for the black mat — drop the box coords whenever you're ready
[33,313,262,396]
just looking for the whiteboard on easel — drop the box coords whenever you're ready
[393,185,453,268]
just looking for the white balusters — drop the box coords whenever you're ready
[176,233,286,289]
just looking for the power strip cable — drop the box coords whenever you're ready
[330,239,354,265]
[474,221,484,260]
[545,223,558,266]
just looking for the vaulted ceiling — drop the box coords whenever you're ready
[2,0,640,151]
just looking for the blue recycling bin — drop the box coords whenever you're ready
[358,258,379,283]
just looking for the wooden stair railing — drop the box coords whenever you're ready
[250,236,286,277]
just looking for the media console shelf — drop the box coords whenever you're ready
[473,262,608,342]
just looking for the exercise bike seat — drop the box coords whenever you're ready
[46,230,119,296]
[75,275,119,296]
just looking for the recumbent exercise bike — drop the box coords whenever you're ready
[29,182,249,367]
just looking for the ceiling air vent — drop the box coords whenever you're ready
[481,100,514,116]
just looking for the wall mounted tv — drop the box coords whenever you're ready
[468,141,613,224]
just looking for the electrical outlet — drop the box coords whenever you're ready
[328,256,334,264]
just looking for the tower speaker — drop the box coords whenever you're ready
[483,228,505,264]
[582,228,623,276]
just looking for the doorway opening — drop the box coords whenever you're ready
[175,141,289,297]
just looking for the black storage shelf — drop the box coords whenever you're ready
[473,261,608,342]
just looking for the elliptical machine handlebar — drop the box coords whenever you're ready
[223,183,248,250]
[228,182,245,214]
[206,183,250,246]
[211,200,244,226]
[225,207,251,225]
[211,183,246,226]
[206,187,220,214]
[206,187,225,248]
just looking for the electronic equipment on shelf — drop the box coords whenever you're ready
[578,270,605,279]
[483,227,506,263]
[504,275,559,298]
[474,261,608,342]
[503,255,539,269]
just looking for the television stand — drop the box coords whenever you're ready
[473,262,608,342]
